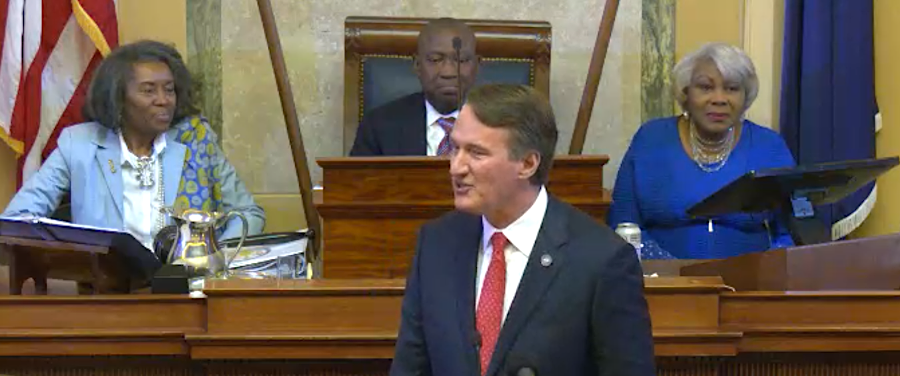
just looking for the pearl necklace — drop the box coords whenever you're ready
[153,156,166,236]
[689,118,735,172]
[134,153,166,237]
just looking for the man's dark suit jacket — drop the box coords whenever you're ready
[350,92,428,156]
[391,195,656,376]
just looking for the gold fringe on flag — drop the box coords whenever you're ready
[0,126,24,155]
[71,0,112,56]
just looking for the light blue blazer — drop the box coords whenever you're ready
[2,121,265,240]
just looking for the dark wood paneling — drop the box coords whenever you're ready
[204,294,402,335]
[317,156,610,279]
[5,355,900,376]
[682,233,900,291]
[722,352,900,375]
[721,291,900,352]
[194,279,403,359]
[0,295,204,332]
[0,295,204,356]
[321,217,425,279]
[318,155,607,203]
[2,278,900,374]
[203,360,392,376]
[0,356,199,375]
[344,18,551,58]
[189,337,397,360]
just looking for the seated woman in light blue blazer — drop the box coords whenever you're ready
[2,40,265,250]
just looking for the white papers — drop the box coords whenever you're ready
[0,215,121,233]
[223,237,307,269]
[32,217,121,233]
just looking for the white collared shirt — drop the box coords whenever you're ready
[119,132,167,250]
[425,99,459,156]
[476,186,549,324]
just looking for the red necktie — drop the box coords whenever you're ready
[435,117,456,155]
[476,232,508,375]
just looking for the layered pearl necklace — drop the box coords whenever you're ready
[689,118,735,173]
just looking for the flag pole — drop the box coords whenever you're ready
[255,0,322,275]
[569,0,620,154]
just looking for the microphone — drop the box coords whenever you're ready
[505,353,537,376]
[471,330,482,349]
[452,36,463,111]
[515,368,536,376]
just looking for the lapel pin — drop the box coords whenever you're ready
[540,254,553,267]
[108,159,116,173]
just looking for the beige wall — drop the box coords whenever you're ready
[117,0,187,55]
[854,0,900,237]
[741,0,784,130]
[675,0,744,62]
[0,143,13,210]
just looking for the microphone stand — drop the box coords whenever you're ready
[453,37,463,111]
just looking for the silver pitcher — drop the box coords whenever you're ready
[163,208,249,278]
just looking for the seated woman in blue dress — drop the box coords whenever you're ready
[2,40,265,250]
[608,43,795,259]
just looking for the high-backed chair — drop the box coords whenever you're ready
[343,17,552,154]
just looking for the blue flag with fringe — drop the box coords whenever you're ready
[780,0,878,240]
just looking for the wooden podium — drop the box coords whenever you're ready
[680,232,900,291]
[316,155,610,278]
[0,220,159,294]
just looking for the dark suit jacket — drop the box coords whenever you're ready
[391,196,656,376]
[350,92,427,156]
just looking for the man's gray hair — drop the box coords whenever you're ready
[672,42,758,113]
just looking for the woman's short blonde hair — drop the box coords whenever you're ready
[673,42,758,113]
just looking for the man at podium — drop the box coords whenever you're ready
[391,84,654,375]
[350,18,479,156]
[2,41,265,250]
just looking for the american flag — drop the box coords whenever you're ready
[0,0,117,187]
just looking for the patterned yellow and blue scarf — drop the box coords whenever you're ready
[171,115,223,214]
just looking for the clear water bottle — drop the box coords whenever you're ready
[615,222,642,261]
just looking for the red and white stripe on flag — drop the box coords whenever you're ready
[0,0,117,187]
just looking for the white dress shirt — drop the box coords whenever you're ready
[425,99,459,156]
[476,186,549,324]
[119,132,167,250]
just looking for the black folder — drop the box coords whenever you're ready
[0,217,161,281]
[687,157,899,246]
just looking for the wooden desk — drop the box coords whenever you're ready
[316,156,610,279]
[1,277,900,375]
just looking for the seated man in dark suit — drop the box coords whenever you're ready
[390,84,656,376]
[350,18,479,156]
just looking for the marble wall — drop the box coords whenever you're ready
[187,0,676,230]
[186,0,223,138]
[641,0,676,123]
